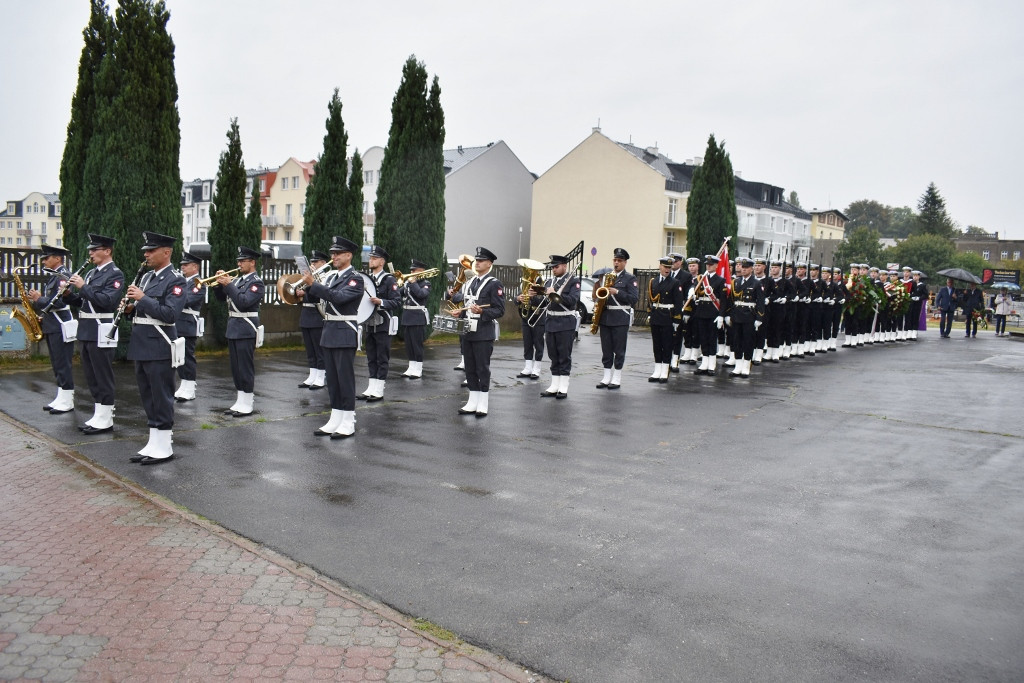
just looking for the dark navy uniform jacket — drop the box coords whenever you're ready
[600,270,639,326]
[366,271,401,332]
[308,268,365,349]
[458,272,506,342]
[542,273,581,334]
[174,273,205,338]
[214,272,264,340]
[32,266,74,335]
[400,278,431,326]
[127,265,187,361]
[68,262,125,341]
[730,275,765,323]
[692,272,728,319]
[648,274,684,327]
[299,277,326,330]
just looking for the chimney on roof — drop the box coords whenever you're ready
[646,146,659,156]
[694,156,703,166]
[458,145,463,154]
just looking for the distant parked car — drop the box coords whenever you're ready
[578,277,596,322]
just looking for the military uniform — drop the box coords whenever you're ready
[517,273,546,379]
[127,232,186,464]
[692,256,728,375]
[213,246,264,415]
[728,259,764,377]
[359,245,401,402]
[669,254,694,371]
[66,233,126,433]
[648,257,684,383]
[400,259,432,379]
[31,246,76,412]
[298,251,329,390]
[455,246,506,417]
[680,258,702,365]
[791,266,810,356]
[539,255,580,399]
[766,262,793,361]
[173,251,205,401]
[596,247,639,389]
[308,236,365,438]
[751,258,772,364]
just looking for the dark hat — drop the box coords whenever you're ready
[141,231,175,250]
[669,252,683,262]
[310,250,329,263]
[685,257,700,265]
[738,257,754,268]
[40,243,71,258]
[236,245,261,261]
[547,254,569,266]
[658,256,674,266]
[410,258,429,270]
[368,245,389,260]
[180,250,202,265]
[613,247,630,260]
[329,236,359,253]
[475,246,497,262]
[704,254,720,264]
[86,233,115,250]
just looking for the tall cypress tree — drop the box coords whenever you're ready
[685,134,737,259]
[346,149,365,266]
[207,118,251,345]
[59,0,110,263]
[303,88,352,258]
[914,182,957,238]
[374,56,446,315]
[87,0,181,271]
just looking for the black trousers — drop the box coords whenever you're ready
[300,326,324,370]
[324,346,356,410]
[404,325,426,362]
[521,319,544,361]
[365,327,391,380]
[732,320,756,360]
[545,329,574,376]
[176,336,197,381]
[46,333,75,390]
[672,320,685,355]
[939,310,954,336]
[135,359,175,430]
[599,324,629,369]
[651,324,674,363]
[464,338,494,392]
[80,341,116,404]
[767,306,786,348]
[696,317,719,356]
[227,338,256,392]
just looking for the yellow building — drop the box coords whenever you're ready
[809,209,848,241]
[262,157,315,242]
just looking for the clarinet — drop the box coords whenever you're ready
[106,261,148,339]
[40,262,89,315]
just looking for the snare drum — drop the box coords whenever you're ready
[432,315,468,335]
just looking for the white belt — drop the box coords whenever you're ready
[133,315,174,327]
[229,311,260,318]
[183,308,200,315]
[696,297,714,302]
[324,314,358,322]
[547,310,575,317]
[302,303,318,308]
[652,303,674,309]
[405,303,427,310]
[607,305,631,310]
[79,311,113,319]
[734,301,756,308]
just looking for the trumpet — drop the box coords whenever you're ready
[394,267,441,287]
[195,267,241,287]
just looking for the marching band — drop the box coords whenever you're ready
[6,235,935,457]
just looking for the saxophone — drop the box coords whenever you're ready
[589,271,616,335]
[6,266,44,342]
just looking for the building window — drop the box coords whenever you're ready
[259,179,266,192]
[26,221,31,231]
[1014,251,1021,261]
[364,170,374,184]
[186,214,192,225]
[41,222,46,233]
[285,204,292,224]
[292,176,299,189]
[269,205,276,216]
[268,230,276,240]
[666,198,678,225]
[202,183,210,200]
[300,203,305,215]
[285,231,292,241]
[34,202,40,213]
[8,203,15,213]
[199,207,205,219]
[665,230,676,253]
[56,239,62,247]
[199,231,206,242]
[1001,251,1009,260]
[16,238,22,245]
[56,222,61,231]
[185,189,192,204]
[982,250,990,260]
[55,204,60,216]
[281,177,288,190]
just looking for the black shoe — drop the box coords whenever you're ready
[607,384,620,390]
[596,382,608,389]
[365,395,383,403]
[308,384,325,390]
[460,379,468,388]
[475,411,488,418]
[80,425,113,435]
[556,392,568,399]
[669,365,680,373]
[658,377,668,384]
[139,455,175,466]
[540,390,558,397]
[48,406,74,415]
[454,365,465,371]
[517,371,531,378]
[693,368,704,375]
[329,431,354,439]
[356,394,369,401]
[648,376,660,383]
[458,407,476,415]
[529,374,540,380]
[298,381,312,388]
[129,454,146,463]
[227,410,252,418]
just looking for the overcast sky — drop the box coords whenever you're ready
[3,0,1022,238]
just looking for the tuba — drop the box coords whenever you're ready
[589,271,616,335]
[5,266,44,342]
[445,254,475,313]
[516,258,546,318]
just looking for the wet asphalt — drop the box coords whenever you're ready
[2,329,1023,682]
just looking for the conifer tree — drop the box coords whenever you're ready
[685,134,737,259]
[914,182,957,238]
[345,149,365,267]
[303,89,352,259]
[207,118,252,344]
[374,56,446,316]
[59,0,110,262]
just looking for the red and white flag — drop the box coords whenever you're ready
[715,238,732,293]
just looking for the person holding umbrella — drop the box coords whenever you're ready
[993,286,1013,336]
[961,281,984,338]
[935,278,959,338]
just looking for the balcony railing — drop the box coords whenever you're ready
[262,216,293,228]
[792,235,812,248]
[17,229,33,237]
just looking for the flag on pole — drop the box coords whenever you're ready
[715,238,732,293]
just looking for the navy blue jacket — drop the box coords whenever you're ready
[308,267,365,349]
[214,272,264,339]
[31,266,74,335]
[67,261,126,341]
[174,273,205,338]
[127,265,187,361]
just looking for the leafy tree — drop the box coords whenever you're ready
[890,206,917,239]
[685,133,737,259]
[914,182,958,238]
[303,88,356,259]
[59,0,110,262]
[345,149,365,264]
[963,225,991,236]
[845,199,892,237]
[952,250,989,276]
[207,118,252,344]
[834,225,884,267]
[787,190,801,209]
[374,55,446,316]
[886,233,956,281]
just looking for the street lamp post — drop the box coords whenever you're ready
[518,226,523,259]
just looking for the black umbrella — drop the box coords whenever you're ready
[592,267,613,277]
[936,267,981,284]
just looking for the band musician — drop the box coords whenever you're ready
[538,254,580,399]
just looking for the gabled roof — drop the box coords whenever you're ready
[810,208,849,221]
[614,141,676,178]
[443,144,494,175]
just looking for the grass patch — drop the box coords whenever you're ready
[254,417,267,423]
[413,617,459,643]
[200,423,216,430]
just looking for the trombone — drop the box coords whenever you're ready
[526,276,569,327]
[195,267,241,287]
[393,267,441,287]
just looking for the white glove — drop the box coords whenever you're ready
[839,298,846,305]
[813,297,823,303]
[764,297,770,306]
[775,297,787,304]
[725,316,732,327]
[682,315,690,324]
[911,296,919,301]
[715,316,724,329]
[672,323,679,332]
[754,320,762,330]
